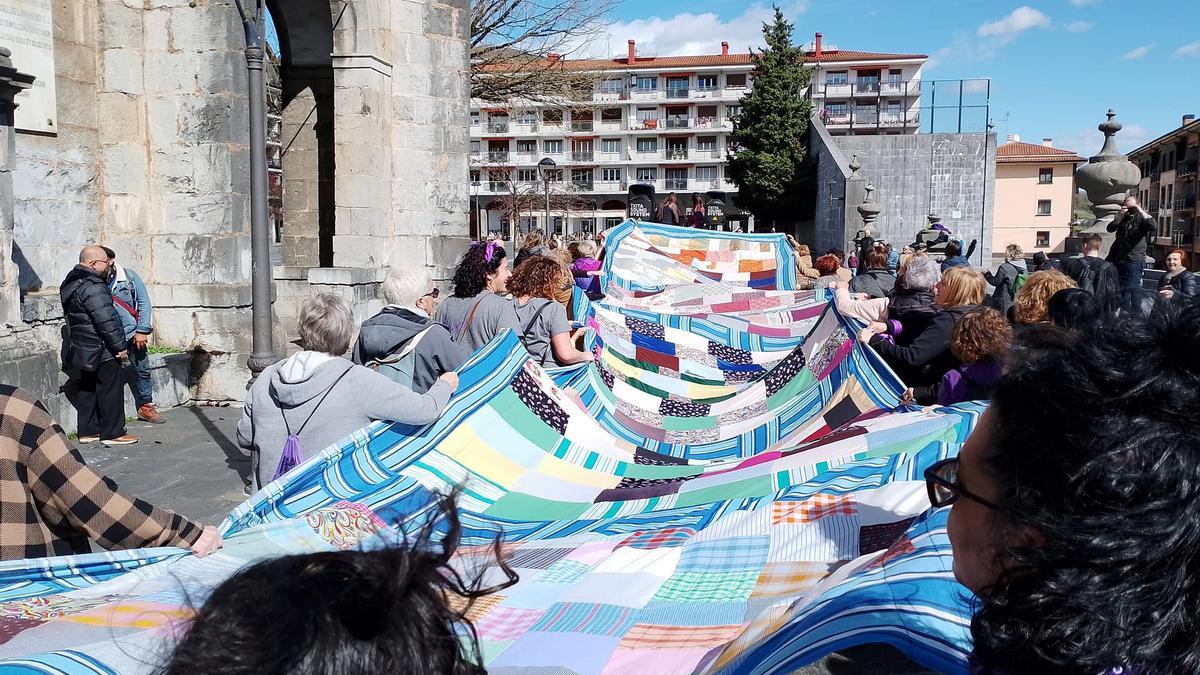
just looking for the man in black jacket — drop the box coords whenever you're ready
[1106,196,1156,291]
[60,246,136,446]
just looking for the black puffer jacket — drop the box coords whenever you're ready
[60,265,126,367]
[870,303,978,387]
[1159,270,1198,298]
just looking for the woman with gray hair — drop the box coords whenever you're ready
[832,252,940,335]
[238,293,458,490]
[352,266,468,393]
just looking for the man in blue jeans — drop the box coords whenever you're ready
[1105,196,1156,291]
[101,247,164,424]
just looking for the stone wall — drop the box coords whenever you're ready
[810,120,996,265]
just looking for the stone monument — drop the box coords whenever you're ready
[1075,109,1141,251]
[857,182,881,233]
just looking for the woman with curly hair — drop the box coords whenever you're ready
[906,307,1010,405]
[435,241,519,352]
[1011,269,1076,325]
[928,295,1200,674]
[507,255,593,366]
[160,493,517,675]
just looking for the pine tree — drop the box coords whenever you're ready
[726,7,812,230]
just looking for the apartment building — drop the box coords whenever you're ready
[470,34,927,236]
[1128,114,1200,269]
[993,136,1083,260]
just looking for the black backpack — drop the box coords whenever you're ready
[1075,258,1117,298]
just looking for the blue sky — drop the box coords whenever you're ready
[592,0,1200,154]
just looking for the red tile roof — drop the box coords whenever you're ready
[996,140,1084,164]
[477,48,927,73]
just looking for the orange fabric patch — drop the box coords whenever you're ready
[771,494,856,524]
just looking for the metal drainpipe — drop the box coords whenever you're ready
[234,0,278,377]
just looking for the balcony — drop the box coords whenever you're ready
[634,118,660,130]
[664,117,690,129]
[571,151,594,162]
[665,179,689,190]
[665,149,689,160]
[1175,195,1197,211]
[486,121,510,133]
[1151,171,1162,183]
[880,80,920,96]
[852,110,878,125]
[1178,161,1198,177]
[572,180,595,192]
[694,148,722,159]
[1150,200,1160,214]
[488,181,507,192]
[631,88,663,100]
[569,120,594,132]
[666,87,690,99]
[820,82,852,98]
[855,81,880,95]
[512,119,539,132]
[485,151,511,163]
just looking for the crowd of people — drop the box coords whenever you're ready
[5,210,1200,673]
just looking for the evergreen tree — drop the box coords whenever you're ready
[726,7,812,230]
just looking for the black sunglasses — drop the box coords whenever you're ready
[923,458,1002,510]
[421,288,440,300]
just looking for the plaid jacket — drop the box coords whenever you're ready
[0,384,202,561]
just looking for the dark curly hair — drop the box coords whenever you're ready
[1047,288,1098,330]
[506,254,567,300]
[971,295,1200,673]
[451,242,507,299]
[160,493,517,675]
[949,307,1010,364]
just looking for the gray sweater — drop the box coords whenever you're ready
[237,351,453,489]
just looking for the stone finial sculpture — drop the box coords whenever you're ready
[848,154,861,179]
[857,182,880,229]
[1075,110,1141,230]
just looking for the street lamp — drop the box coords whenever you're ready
[231,0,277,377]
[470,180,480,239]
[538,157,556,238]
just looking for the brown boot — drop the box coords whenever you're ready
[137,403,165,424]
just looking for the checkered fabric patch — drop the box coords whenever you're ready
[530,602,637,636]
[675,537,770,574]
[751,562,838,599]
[653,570,759,602]
[618,623,746,649]
[859,517,917,555]
[771,494,857,525]
[538,559,592,584]
[615,527,697,550]
[447,592,505,623]
[474,605,544,641]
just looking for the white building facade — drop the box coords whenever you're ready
[470,34,927,236]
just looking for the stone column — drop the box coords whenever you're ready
[0,49,34,326]
[1076,109,1141,253]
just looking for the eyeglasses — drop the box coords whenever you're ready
[923,458,1002,510]
[421,288,440,300]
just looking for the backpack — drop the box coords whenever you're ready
[1007,262,1028,299]
[273,365,353,482]
[1074,257,1117,298]
[518,299,555,365]
[365,326,435,389]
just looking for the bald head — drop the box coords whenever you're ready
[80,246,107,264]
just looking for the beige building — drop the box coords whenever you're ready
[993,136,1083,260]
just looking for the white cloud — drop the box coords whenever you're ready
[1123,43,1154,60]
[570,2,810,59]
[977,6,1051,41]
[1054,123,1152,158]
[1065,20,1094,32]
[927,6,1052,70]
[1066,0,1100,6]
[1175,42,1200,58]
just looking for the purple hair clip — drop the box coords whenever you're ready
[482,240,500,263]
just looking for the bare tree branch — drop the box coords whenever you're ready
[470,0,618,104]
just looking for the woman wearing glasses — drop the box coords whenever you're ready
[352,266,469,394]
[925,296,1200,673]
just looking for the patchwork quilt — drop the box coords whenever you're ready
[0,220,979,674]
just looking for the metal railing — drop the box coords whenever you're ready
[485,151,510,162]
[634,118,660,130]
[665,117,689,129]
[1176,195,1197,210]
[666,87,690,99]
[665,149,688,160]
[1151,171,1162,183]
[488,181,506,192]
[572,180,594,191]
[571,151,594,161]
[486,121,510,133]
[665,179,688,190]
[1150,200,1160,213]
[855,81,880,95]
[1177,161,1197,177]
[819,106,920,132]
[512,119,539,130]
[569,120,594,132]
